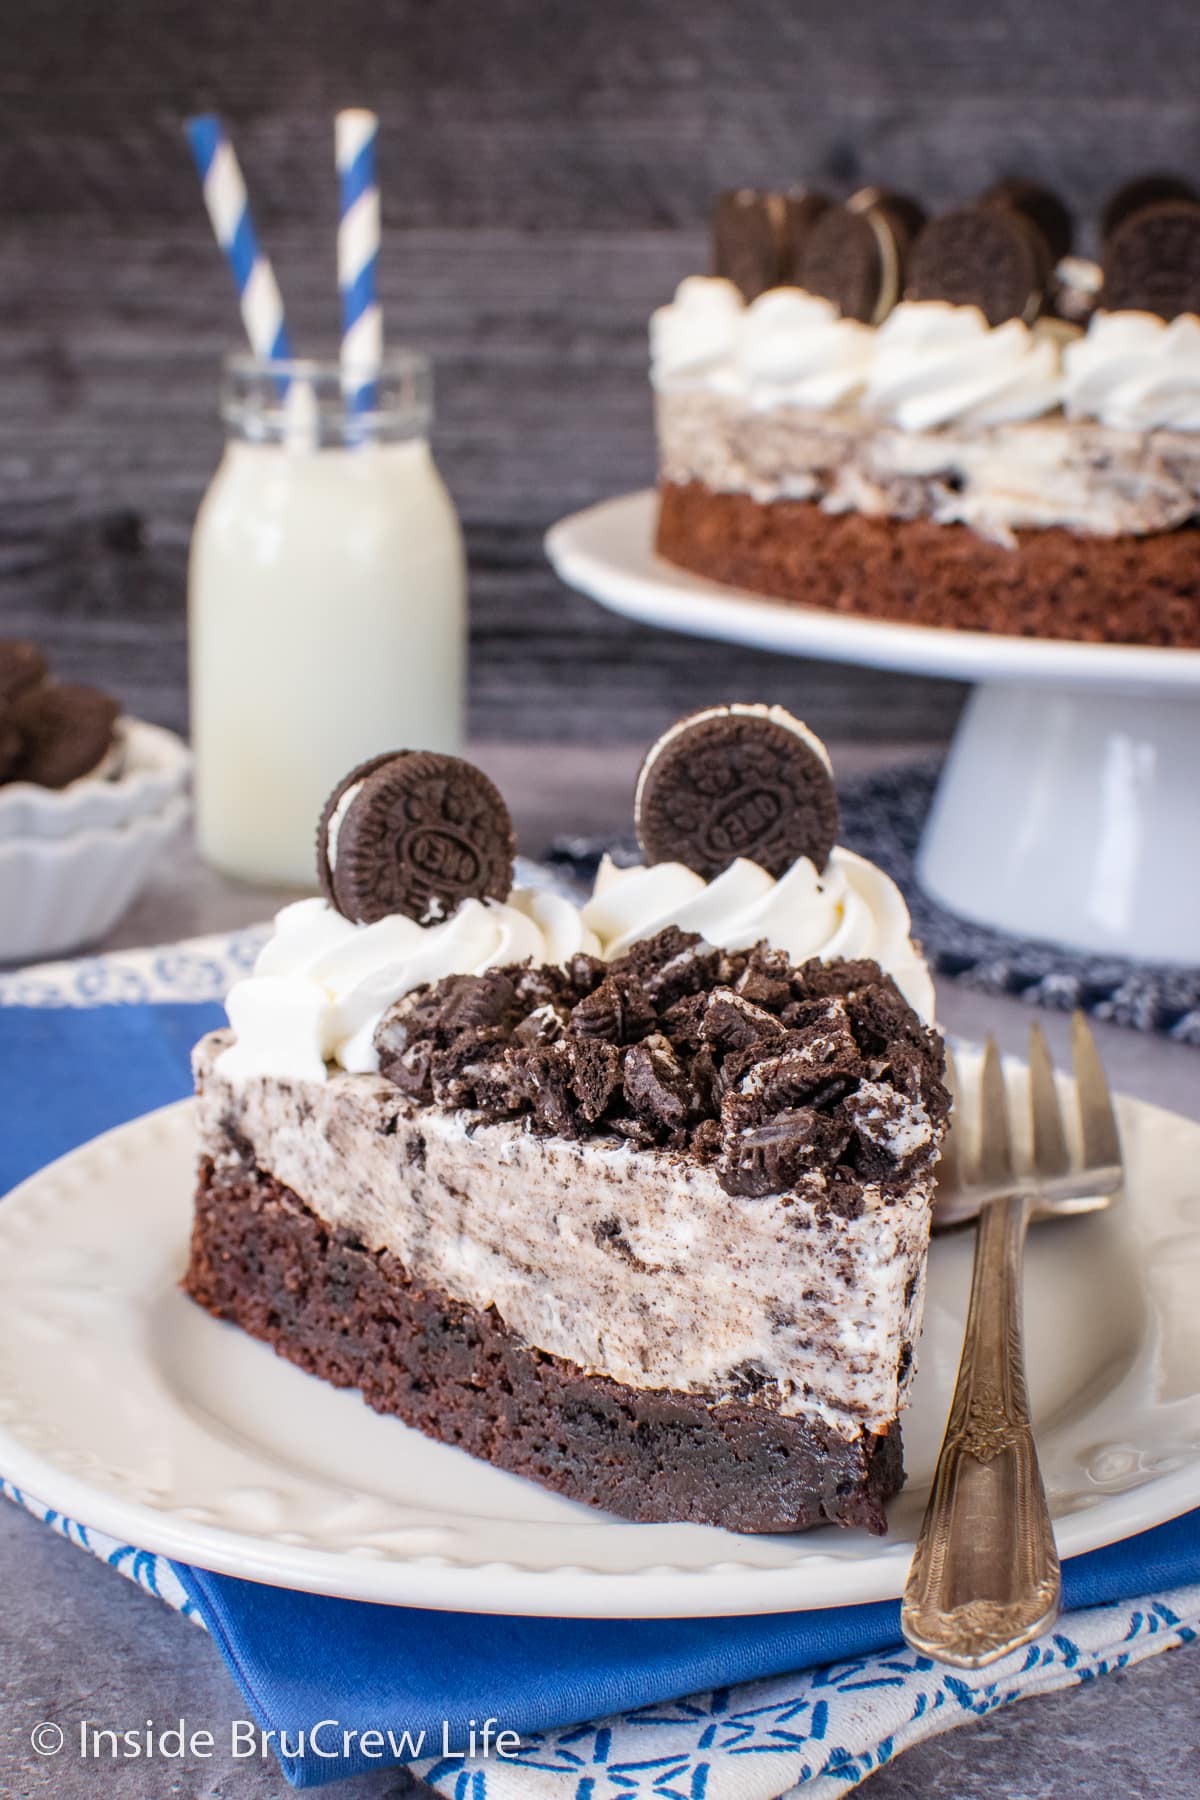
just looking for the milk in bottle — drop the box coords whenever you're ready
[189,352,465,885]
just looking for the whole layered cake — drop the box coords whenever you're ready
[653,176,1200,645]
[187,708,949,1534]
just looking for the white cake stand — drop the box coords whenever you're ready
[546,490,1200,965]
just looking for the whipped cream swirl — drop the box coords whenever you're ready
[581,847,934,1022]
[1064,310,1200,432]
[218,889,599,1084]
[650,277,744,392]
[736,288,875,408]
[864,301,1066,431]
[651,278,874,408]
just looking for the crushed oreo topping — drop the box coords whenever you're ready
[374,927,949,1202]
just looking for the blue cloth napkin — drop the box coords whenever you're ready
[3,996,1200,1791]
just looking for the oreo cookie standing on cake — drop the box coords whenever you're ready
[799,187,926,324]
[979,177,1074,265]
[1102,173,1199,243]
[713,190,788,301]
[7,683,120,788]
[1101,198,1200,319]
[905,203,1051,326]
[713,187,831,301]
[318,749,516,926]
[634,703,840,879]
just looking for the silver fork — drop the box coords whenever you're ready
[901,1013,1124,1670]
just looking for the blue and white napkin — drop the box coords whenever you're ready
[2,932,1199,1794]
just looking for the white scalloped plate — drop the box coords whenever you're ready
[1,1079,1198,1617]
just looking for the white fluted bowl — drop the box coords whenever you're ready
[0,719,190,843]
[0,794,190,964]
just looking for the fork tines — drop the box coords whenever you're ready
[935,1012,1123,1217]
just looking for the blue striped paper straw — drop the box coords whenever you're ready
[335,109,383,414]
[185,114,293,369]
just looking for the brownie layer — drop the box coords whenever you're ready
[657,479,1200,647]
[186,1156,904,1535]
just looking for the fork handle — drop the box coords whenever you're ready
[901,1192,1061,1668]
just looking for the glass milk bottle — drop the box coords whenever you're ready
[189,352,465,885]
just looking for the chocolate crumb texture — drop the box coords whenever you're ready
[374,926,949,1201]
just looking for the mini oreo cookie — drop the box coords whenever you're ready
[1102,174,1199,243]
[906,205,1048,326]
[634,704,839,880]
[318,750,516,926]
[980,178,1073,265]
[0,639,48,706]
[799,188,925,324]
[1102,199,1200,319]
[8,683,119,788]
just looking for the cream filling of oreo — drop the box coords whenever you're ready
[324,779,364,875]
[847,192,901,324]
[196,1032,937,1438]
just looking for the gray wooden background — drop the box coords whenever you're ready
[2,0,1197,746]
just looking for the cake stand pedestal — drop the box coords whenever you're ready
[546,491,1200,966]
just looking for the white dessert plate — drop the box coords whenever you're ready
[1,1070,1198,1619]
[545,490,1200,696]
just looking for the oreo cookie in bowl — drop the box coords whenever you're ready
[190,714,947,1536]
[0,640,190,962]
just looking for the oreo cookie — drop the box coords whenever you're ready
[799,188,925,324]
[1101,199,1200,319]
[980,177,1073,265]
[634,704,839,880]
[906,205,1049,326]
[0,639,48,706]
[1102,174,1199,243]
[0,715,21,782]
[318,750,516,926]
[8,683,119,788]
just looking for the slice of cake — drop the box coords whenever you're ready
[187,709,948,1534]
[652,176,1200,647]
